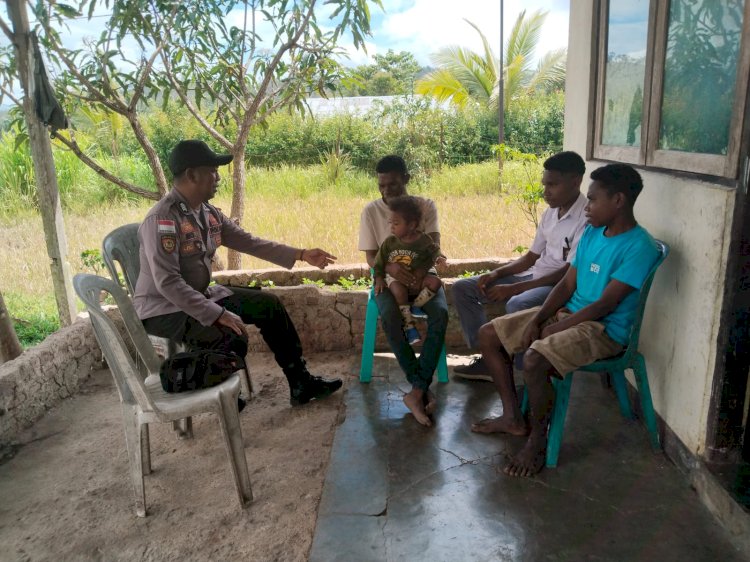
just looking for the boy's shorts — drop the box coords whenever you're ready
[491,306,623,377]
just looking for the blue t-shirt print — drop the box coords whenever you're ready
[567,224,659,344]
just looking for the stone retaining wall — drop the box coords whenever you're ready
[1,259,511,446]
[0,309,129,447]
[220,259,510,354]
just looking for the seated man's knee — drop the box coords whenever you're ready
[451,277,475,299]
[522,349,545,373]
[478,322,500,351]
[504,295,524,315]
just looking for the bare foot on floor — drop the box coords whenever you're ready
[404,391,432,426]
[423,390,437,415]
[471,416,528,435]
[504,437,547,477]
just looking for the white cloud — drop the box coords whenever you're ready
[365,0,569,68]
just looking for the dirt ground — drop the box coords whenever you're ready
[0,351,355,562]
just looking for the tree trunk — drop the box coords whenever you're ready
[227,149,247,270]
[128,112,169,198]
[8,0,77,327]
[0,290,23,364]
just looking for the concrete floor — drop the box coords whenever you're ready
[310,353,747,562]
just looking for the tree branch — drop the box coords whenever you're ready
[0,16,13,42]
[0,84,23,107]
[51,130,159,200]
[158,50,232,149]
[238,0,317,143]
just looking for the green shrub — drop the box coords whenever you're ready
[505,91,565,154]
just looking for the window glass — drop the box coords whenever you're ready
[659,0,743,155]
[601,0,650,147]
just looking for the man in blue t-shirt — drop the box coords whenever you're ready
[472,163,659,477]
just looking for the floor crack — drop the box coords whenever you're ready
[525,478,626,514]
[438,447,481,465]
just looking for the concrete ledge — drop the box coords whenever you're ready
[212,258,509,287]
[0,309,129,448]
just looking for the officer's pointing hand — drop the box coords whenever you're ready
[302,248,337,269]
[215,309,246,336]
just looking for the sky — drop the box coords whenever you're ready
[341,0,571,67]
[36,0,570,69]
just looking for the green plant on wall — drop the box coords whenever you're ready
[80,249,105,275]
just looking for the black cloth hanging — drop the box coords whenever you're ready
[31,32,68,133]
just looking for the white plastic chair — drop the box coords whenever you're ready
[101,223,253,438]
[74,273,253,517]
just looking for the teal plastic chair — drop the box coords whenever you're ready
[359,277,449,383]
[521,239,669,468]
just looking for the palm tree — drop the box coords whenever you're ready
[415,10,566,111]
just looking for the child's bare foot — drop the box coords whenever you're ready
[471,416,528,435]
[423,390,437,415]
[504,436,547,477]
[404,390,432,426]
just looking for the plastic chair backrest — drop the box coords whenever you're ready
[73,273,162,412]
[621,239,669,359]
[102,223,141,295]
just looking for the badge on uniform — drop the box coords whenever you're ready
[180,220,195,234]
[179,202,190,214]
[157,219,176,234]
[161,236,176,253]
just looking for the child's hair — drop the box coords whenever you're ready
[543,151,586,176]
[388,195,422,226]
[590,163,644,205]
[376,155,408,176]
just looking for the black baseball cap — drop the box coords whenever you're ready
[168,140,233,175]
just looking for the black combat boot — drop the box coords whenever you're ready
[284,361,342,406]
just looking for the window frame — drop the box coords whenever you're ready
[592,0,750,179]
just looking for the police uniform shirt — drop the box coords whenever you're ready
[133,188,298,326]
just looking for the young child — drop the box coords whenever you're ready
[475,163,660,477]
[373,195,442,346]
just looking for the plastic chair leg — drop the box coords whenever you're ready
[216,385,253,507]
[359,293,380,383]
[173,417,193,439]
[239,367,253,399]
[121,404,147,517]
[611,370,635,420]
[140,423,152,475]
[546,375,573,468]
[632,353,661,450]
[436,344,449,383]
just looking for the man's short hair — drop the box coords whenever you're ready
[590,163,644,205]
[376,155,408,176]
[388,195,422,225]
[543,151,585,177]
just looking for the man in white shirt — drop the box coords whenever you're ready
[358,155,448,425]
[453,151,588,381]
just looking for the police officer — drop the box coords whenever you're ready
[133,139,342,405]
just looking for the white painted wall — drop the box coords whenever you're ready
[564,1,737,454]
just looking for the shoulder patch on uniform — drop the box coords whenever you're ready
[161,235,176,253]
[157,219,176,234]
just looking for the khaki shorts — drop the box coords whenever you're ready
[491,306,623,377]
